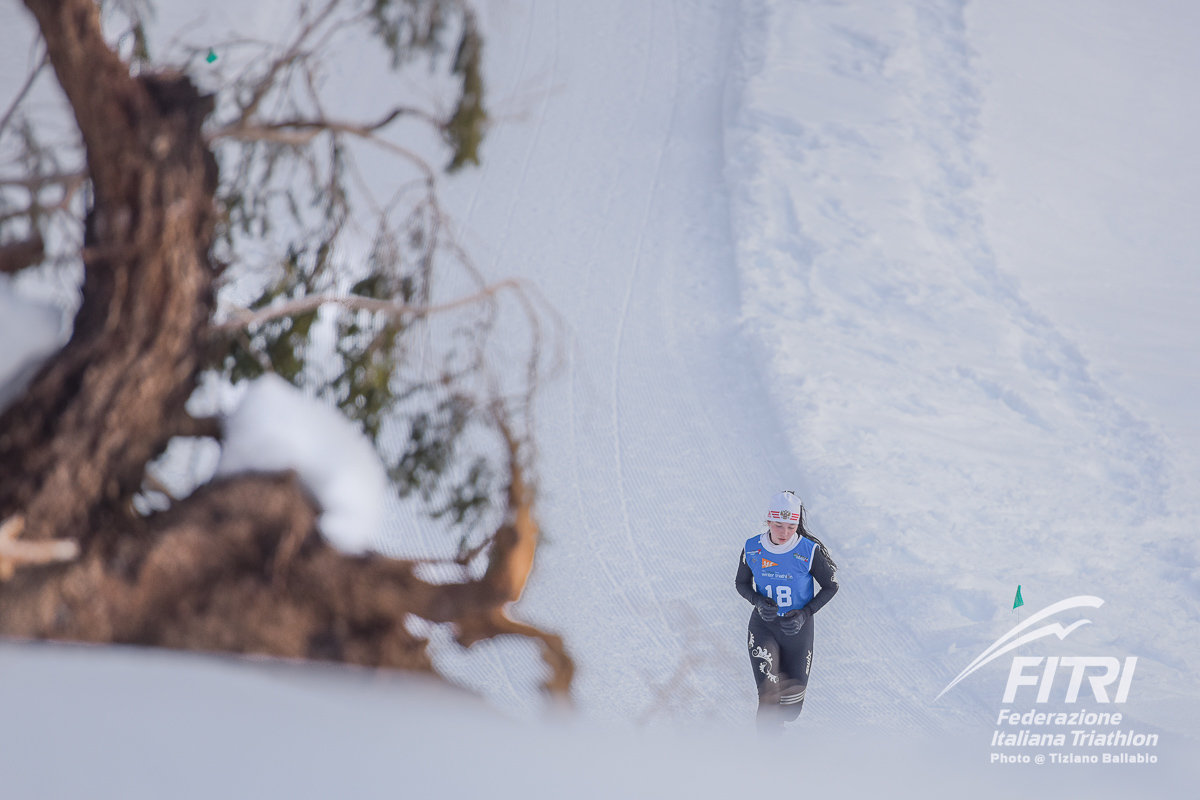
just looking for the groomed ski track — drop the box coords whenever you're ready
[433,0,795,728]
[428,0,1200,739]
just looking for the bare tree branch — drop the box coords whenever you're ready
[0,516,79,581]
[228,0,348,129]
[209,118,442,186]
[0,49,49,138]
[141,472,178,503]
[0,233,44,274]
[175,414,223,440]
[213,277,527,333]
[0,171,88,244]
[0,170,86,190]
[209,104,443,144]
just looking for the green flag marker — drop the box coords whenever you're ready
[206,48,217,64]
[1013,585,1024,610]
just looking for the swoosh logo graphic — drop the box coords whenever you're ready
[935,595,1104,700]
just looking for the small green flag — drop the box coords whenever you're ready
[1013,585,1024,610]
[206,48,218,64]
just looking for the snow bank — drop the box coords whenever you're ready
[1,640,1195,800]
[216,374,387,554]
[725,0,1162,554]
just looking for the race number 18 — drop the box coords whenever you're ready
[764,585,793,608]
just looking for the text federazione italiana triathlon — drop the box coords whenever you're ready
[989,709,1159,764]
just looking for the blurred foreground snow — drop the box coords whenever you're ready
[2,640,1194,800]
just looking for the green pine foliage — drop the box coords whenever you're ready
[444,12,485,172]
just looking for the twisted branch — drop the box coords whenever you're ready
[0,516,79,581]
[212,277,527,333]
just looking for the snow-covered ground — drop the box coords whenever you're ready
[433,0,1200,736]
[719,0,1200,736]
[4,0,1200,794]
[12,638,1189,800]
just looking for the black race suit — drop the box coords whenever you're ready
[735,538,838,731]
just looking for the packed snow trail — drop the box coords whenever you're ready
[438,0,985,733]
[433,0,800,725]
[433,0,1200,737]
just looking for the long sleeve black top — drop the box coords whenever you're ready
[735,537,839,617]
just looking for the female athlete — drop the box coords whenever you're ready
[735,490,839,734]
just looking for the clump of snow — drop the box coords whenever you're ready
[215,373,387,554]
[0,277,64,413]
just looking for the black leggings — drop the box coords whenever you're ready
[747,611,815,732]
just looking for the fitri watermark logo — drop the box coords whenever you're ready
[937,596,1160,766]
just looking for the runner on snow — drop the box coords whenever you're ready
[735,491,839,734]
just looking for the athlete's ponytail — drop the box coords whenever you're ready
[790,493,838,571]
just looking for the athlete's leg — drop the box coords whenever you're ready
[775,616,815,722]
[747,613,785,734]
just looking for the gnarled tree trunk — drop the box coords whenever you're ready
[1,0,217,544]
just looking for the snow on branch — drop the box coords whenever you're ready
[215,374,387,554]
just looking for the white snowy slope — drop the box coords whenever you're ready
[432,0,1200,752]
[723,0,1200,735]
[974,0,1200,463]
[431,0,797,724]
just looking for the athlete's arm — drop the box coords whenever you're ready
[801,544,839,616]
[735,549,758,604]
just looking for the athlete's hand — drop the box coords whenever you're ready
[754,596,778,622]
[780,608,810,635]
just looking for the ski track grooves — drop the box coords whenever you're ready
[560,19,647,620]
[565,1,664,622]
[609,0,681,632]
[488,6,557,279]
